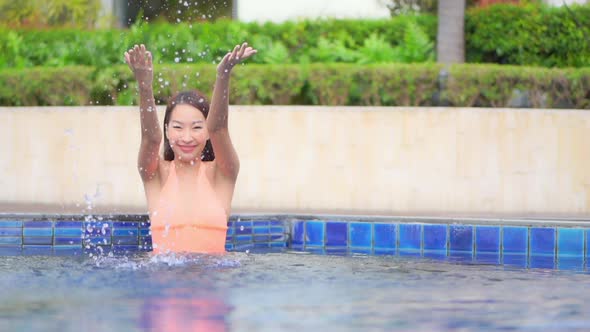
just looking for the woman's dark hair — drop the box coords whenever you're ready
[163,90,215,161]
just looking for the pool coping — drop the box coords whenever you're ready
[2,213,589,227]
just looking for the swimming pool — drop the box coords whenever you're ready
[1,213,589,331]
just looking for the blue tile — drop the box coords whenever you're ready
[475,252,500,265]
[236,221,253,229]
[374,223,396,250]
[254,243,270,248]
[270,221,284,227]
[54,237,83,245]
[270,242,287,248]
[374,249,396,256]
[235,235,253,243]
[84,245,113,256]
[448,252,473,261]
[226,235,233,242]
[349,223,372,248]
[113,229,139,237]
[558,257,584,271]
[305,221,325,246]
[588,230,590,258]
[450,225,473,253]
[253,221,269,227]
[424,251,447,260]
[530,228,555,256]
[23,237,52,245]
[23,221,52,228]
[23,228,52,237]
[399,224,421,251]
[291,221,304,245]
[326,248,347,255]
[350,248,372,255]
[226,227,234,236]
[0,247,22,255]
[530,256,555,269]
[225,243,234,251]
[53,246,82,256]
[113,221,139,228]
[55,221,82,228]
[326,222,347,247]
[476,226,500,253]
[84,222,112,236]
[113,237,138,245]
[503,226,528,254]
[270,226,285,234]
[306,247,326,255]
[0,228,21,236]
[236,226,252,235]
[558,228,584,257]
[0,220,22,228]
[290,244,304,251]
[113,245,141,254]
[23,245,53,256]
[253,235,270,243]
[0,237,21,245]
[233,243,254,251]
[140,221,151,228]
[503,253,527,268]
[271,234,285,242]
[55,228,83,237]
[423,224,447,251]
[253,227,270,234]
[87,237,111,245]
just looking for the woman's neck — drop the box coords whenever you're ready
[173,158,202,175]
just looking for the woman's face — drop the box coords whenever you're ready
[166,104,208,162]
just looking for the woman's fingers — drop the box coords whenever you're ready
[146,51,153,69]
[237,42,247,59]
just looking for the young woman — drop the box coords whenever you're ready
[124,43,256,254]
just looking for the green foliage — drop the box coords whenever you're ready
[466,3,590,67]
[0,0,101,28]
[2,63,589,108]
[0,17,438,70]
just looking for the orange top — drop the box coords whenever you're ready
[150,162,228,254]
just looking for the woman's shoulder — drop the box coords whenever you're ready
[158,159,173,183]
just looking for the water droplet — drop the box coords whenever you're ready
[240,225,244,231]
[174,57,180,63]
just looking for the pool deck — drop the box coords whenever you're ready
[1,202,589,227]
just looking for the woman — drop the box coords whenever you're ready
[124,43,256,253]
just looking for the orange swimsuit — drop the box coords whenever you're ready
[150,162,228,254]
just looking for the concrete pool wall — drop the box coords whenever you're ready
[1,106,589,217]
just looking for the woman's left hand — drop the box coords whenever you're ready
[217,42,257,76]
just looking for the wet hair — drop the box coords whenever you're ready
[163,90,215,161]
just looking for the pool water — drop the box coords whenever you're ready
[1,250,589,331]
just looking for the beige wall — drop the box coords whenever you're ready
[237,0,390,23]
[1,106,589,217]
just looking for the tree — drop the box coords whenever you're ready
[436,0,466,63]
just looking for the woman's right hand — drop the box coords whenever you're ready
[125,44,153,91]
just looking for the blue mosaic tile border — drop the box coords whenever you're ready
[1,214,589,270]
[0,215,288,256]
[288,219,590,270]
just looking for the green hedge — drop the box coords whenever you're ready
[0,16,437,69]
[2,64,589,108]
[1,3,589,69]
[466,4,590,68]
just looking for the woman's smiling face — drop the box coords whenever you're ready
[166,104,209,162]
